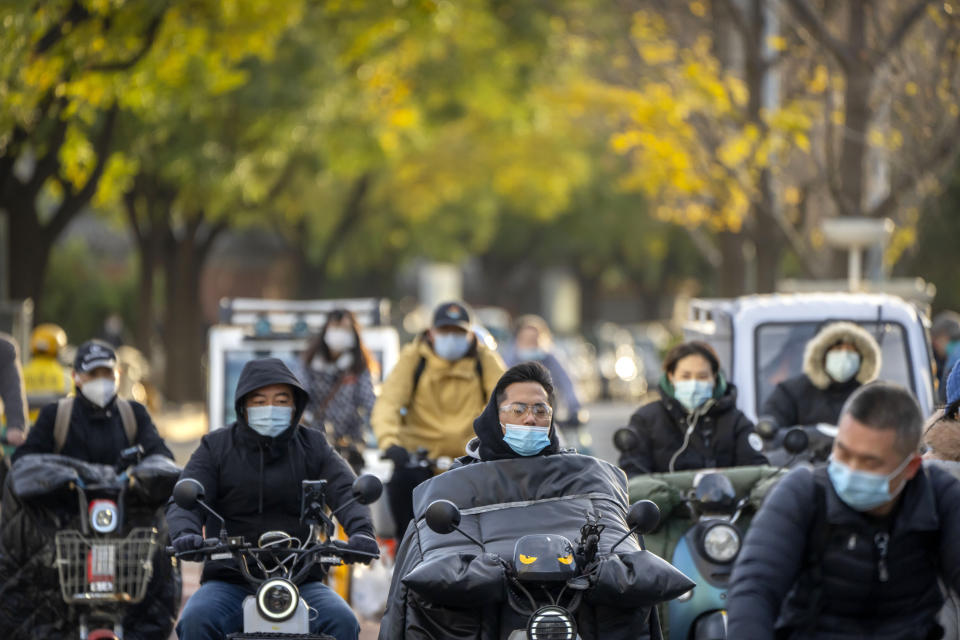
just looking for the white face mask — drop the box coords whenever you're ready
[324,328,356,353]
[825,349,861,383]
[81,377,117,408]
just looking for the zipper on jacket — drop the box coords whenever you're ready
[875,531,890,582]
[258,445,265,514]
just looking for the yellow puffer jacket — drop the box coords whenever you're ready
[22,355,72,423]
[372,336,506,460]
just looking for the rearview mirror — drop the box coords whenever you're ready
[352,474,383,505]
[626,500,660,535]
[755,416,778,440]
[425,499,461,535]
[613,428,639,453]
[173,478,205,510]
[783,427,809,455]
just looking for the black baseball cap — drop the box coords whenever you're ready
[74,340,117,373]
[432,301,472,331]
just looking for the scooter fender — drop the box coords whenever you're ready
[668,536,728,640]
[242,594,310,633]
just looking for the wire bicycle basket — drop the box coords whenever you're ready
[54,527,158,603]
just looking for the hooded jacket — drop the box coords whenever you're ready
[618,377,767,476]
[761,322,882,428]
[454,383,563,466]
[371,334,506,459]
[727,464,960,639]
[165,357,374,584]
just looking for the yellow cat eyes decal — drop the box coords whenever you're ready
[518,554,538,565]
[558,555,573,565]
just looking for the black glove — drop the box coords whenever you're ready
[172,534,204,554]
[347,533,379,564]
[383,444,409,467]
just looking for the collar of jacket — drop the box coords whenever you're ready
[75,390,116,417]
[824,464,940,534]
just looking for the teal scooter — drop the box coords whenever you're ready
[614,426,809,640]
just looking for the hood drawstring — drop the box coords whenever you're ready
[258,445,265,514]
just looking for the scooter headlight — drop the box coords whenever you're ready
[701,523,741,564]
[256,578,299,622]
[527,605,577,640]
[89,500,118,534]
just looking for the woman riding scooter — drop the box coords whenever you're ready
[618,341,767,476]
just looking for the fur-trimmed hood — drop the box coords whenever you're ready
[803,322,881,390]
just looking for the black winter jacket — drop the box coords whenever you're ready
[165,357,375,584]
[618,381,766,476]
[727,465,960,639]
[14,392,172,464]
[379,453,692,640]
[761,374,860,428]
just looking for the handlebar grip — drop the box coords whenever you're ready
[164,546,175,555]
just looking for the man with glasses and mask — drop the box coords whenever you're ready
[727,381,960,640]
[14,339,171,463]
[372,301,505,537]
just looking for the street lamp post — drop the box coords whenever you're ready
[820,217,895,291]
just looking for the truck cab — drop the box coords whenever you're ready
[683,293,935,422]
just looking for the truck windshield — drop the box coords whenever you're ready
[755,321,913,418]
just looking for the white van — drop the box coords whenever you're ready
[683,293,936,422]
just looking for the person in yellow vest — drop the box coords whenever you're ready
[372,301,506,537]
[22,323,72,424]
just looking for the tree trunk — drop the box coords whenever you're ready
[8,205,54,313]
[717,231,747,296]
[839,0,870,217]
[159,213,224,403]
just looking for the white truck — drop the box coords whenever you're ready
[683,292,936,422]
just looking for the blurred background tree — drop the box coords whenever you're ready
[3,0,959,401]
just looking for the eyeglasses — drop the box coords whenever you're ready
[498,402,553,421]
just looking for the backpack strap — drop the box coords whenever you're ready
[410,355,486,401]
[53,397,75,454]
[116,398,137,445]
[410,356,428,398]
[55,397,137,453]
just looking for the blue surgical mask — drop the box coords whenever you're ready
[433,333,471,361]
[827,455,914,512]
[673,380,714,411]
[246,405,294,437]
[502,423,551,456]
[825,349,861,383]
